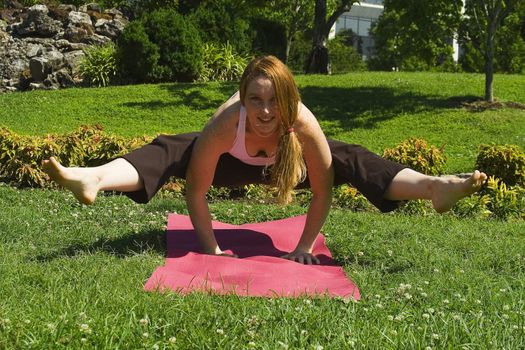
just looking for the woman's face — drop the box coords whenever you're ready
[243,75,281,138]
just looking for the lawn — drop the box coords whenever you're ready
[1,72,525,349]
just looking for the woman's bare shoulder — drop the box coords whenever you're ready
[295,102,324,139]
[199,98,241,150]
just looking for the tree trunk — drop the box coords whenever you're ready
[305,0,330,73]
[285,36,292,64]
[484,30,494,103]
[304,0,353,74]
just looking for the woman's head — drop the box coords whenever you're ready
[240,55,300,133]
[240,56,306,204]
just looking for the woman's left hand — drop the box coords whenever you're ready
[281,249,320,265]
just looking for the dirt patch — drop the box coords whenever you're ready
[462,100,525,112]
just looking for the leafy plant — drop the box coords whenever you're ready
[142,9,203,82]
[327,30,366,73]
[483,176,525,220]
[198,42,249,82]
[383,138,447,175]
[116,20,160,83]
[332,185,371,211]
[452,194,491,219]
[0,126,150,188]
[475,144,525,186]
[79,43,118,87]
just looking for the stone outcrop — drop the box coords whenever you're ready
[0,1,128,92]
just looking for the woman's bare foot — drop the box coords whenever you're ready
[431,170,487,213]
[42,157,100,204]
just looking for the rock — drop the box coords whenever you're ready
[103,8,123,17]
[55,68,75,87]
[29,56,50,81]
[79,3,102,13]
[0,3,129,93]
[29,81,45,90]
[15,4,63,38]
[63,49,85,70]
[44,49,64,70]
[64,22,94,43]
[26,43,43,57]
[68,11,92,26]
[57,4,76,12]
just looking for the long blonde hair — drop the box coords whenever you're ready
[239,55,306,204]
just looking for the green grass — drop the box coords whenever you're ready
[1,72,524,172]
[1,186,524,349]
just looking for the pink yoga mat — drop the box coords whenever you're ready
[144,214,360,299]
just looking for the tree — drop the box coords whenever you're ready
[305,0,358,74]
[370,0,463,71]
[461,0,521,102]
[259,0,314,63]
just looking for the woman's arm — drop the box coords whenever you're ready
[282,104,334,264]
[185,106,238,255]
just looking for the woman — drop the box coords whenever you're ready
[42,56,487,265]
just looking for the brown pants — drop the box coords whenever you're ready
[122,133,407,212]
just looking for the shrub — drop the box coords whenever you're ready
[117,0,178,20]
[0,128,60,188]
[333,185,371,211]
[116,21,159,83]
[190,0,253,55]
[0,126,150,188]
[249,17,287,60]
[475,144,525,186]
[142,9,203,82]
[79,43,117,87]
[287,32,312,73]
[483,176,525,220]
[383,138,447,175]
[452,194,491,219]
[198,42,249,82]
[327,31,367,73]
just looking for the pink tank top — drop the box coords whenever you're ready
[228,106,276,166]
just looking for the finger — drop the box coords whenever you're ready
[305,255,312,265]
[298,255,304,264]
[313,255,320,265]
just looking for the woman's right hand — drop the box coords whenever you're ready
[281,249,320,265]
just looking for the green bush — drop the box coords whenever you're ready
[483,176,525,220]
[117,0,178,19]
[0,128,60,188]
[116,9,203,83]
[0,126,150,188]
[116,21,159,83]
[327,31,367,73]
[79,43,117,87]
[249,17,287,60]
[332,185,371,211]
[190,0,253,55]
[287,32,312,73]
[383,138,447,175]
[452,194,491,219]
[475,144,525,186]
[198,42,249,82]
[142,9,203,82]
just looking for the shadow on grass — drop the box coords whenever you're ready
[300,86,478,136]
[120,82,238,111]
[120,83,479,137]
[34,229,167,262]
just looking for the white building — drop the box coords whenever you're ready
[331,0,460,62]
[330,0,384,60]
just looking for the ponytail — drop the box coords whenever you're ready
[240,55,305,204]
[271,129,306,204]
